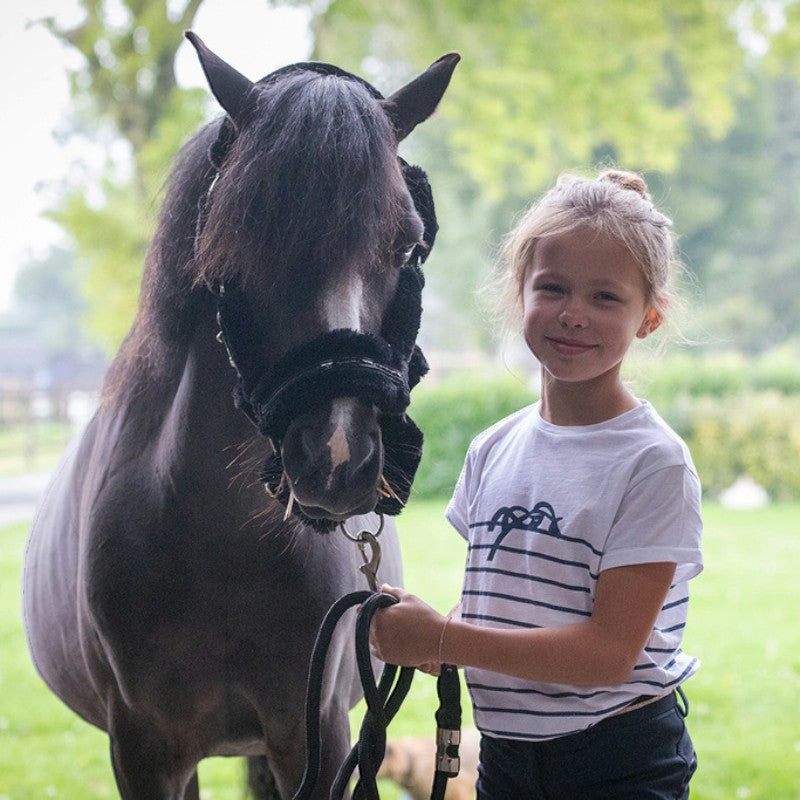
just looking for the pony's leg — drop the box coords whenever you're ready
[315,703,354,800]
[263,701,352,800]
[246,756,281,800]
[322,705,356,800]
[183,771,200,800]
[108,718,196,800]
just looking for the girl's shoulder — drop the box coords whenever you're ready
[468,403,538,453]
[636,401,692,454]
[618,402,699,480]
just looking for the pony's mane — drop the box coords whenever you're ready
[103,69,404,406]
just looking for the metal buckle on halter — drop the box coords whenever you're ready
[211,283,240,371]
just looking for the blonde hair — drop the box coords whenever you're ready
[493,169,678,335]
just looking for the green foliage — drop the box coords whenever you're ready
[310,0,748,201]
[49,86,207,350]
[44,0,206,351]
[761,0,800,78]
[662,70,800,351]
[408,371,535,498]
[303,0,800,355]
[43,1,203,157]
[52,179,155,349]
[634,347,800,401]
[664,392,800,500]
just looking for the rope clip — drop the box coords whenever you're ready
[339,515,385,592]
[356,531,381,592]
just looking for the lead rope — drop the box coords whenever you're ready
[431,664,462,800]
[291,518,462,800]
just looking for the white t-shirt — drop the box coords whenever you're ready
[446,401,703,741]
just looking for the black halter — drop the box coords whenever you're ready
[195,62,437,530]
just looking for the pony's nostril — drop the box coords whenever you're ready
[351,429,381,474]
[300,426,322,459]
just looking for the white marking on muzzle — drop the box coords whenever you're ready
[326,399,355,489]
[323,272,364,331]
[327,405,352,469]
[322,270,368,488]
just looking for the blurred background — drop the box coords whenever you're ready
[1,0,800,505]
[0,2,798,798]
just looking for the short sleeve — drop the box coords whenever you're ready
[445,449,473,540]
[600,464,703,582]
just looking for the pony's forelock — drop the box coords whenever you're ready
[195,70,404,294]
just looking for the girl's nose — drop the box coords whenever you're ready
[559,301,587,329]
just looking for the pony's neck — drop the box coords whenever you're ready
[152,309,261,482]
[102,122,223,409]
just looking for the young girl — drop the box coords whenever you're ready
[371,170,703,799]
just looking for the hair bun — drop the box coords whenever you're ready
[599,170,651,201]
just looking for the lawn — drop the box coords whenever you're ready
[1,500,798,799]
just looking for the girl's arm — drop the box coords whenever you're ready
[370,562,676,687]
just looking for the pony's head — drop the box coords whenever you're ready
[186,33,458,527]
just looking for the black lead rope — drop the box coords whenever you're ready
[431,664,462,800]
[291,589,461,800]
[291,590,413,800]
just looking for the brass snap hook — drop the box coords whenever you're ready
[356,531,382,592]
[339,514,385,591]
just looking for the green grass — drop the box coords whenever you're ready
[0,422,71,477]
[2,501,798,799]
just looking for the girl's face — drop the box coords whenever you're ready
[522,227,660,389]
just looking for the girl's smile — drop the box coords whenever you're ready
[545,336,598,356]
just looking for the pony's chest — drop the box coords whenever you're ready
[85,495,309,643]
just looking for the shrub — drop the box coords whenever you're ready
[409,361,800,502]
[408,371,535,498]
[661,392,800,500]
[633,347,800,403]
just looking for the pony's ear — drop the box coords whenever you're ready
[381,53,460,142]
[185,32,255,127]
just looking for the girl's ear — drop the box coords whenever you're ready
[637,307,663,339]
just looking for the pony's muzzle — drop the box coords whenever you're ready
[281,400,384,519]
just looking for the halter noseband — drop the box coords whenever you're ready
[195,62,437,531]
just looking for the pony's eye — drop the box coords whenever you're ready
[397,244,417,266]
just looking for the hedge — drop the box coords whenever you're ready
[408,361,800,501]
[408,371,534,498]
[662,392,800,501]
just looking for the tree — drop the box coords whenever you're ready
[43,0,206,349]
[8,245,90,354]
[306,0,750,200]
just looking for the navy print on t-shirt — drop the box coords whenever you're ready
[469,502,563,560]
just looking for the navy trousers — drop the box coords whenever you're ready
[476,691,697,799]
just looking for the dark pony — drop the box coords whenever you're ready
[23,34,458,800]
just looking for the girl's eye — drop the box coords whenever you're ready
[596,292,620,302]
[538,283,565,294]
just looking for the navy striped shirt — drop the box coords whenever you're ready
[446,402,703,741]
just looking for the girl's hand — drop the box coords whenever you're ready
[370,584,446,669]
